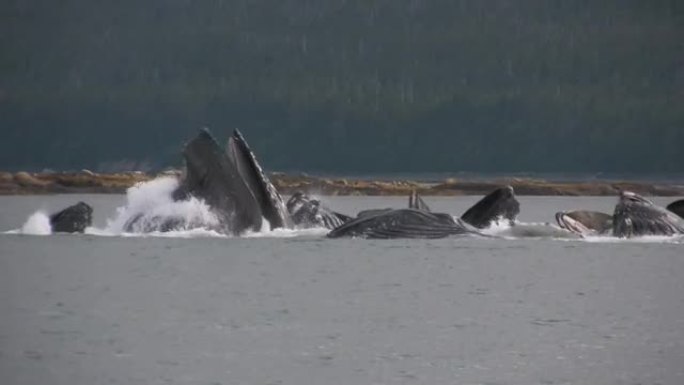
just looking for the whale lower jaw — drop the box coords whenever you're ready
[555,212,595,237]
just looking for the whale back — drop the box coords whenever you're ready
[177,128,262,235]
[328,208,471,239]
[357,208,393,218]
[666,199,684,219]
[613,191,684,238]
[227,129,292,230]
[460,186,520,229]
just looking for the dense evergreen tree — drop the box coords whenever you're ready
[0,1,681,173]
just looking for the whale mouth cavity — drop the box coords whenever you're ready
[555,212,591,236]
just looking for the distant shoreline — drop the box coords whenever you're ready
[1,170,683,197]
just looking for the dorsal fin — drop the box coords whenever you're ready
[408,190,431,211]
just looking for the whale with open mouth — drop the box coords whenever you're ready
[555,210,613,236]
[613,191,684,238]
[556,192,684,238]
[124,128,292,235]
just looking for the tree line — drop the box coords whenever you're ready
[0,0,681,173]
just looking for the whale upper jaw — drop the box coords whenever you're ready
[227,129,292,230]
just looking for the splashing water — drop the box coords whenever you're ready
[19,211,52,235]
[481,219,580,239]
[104,177,220,235]
[97,177,328,238]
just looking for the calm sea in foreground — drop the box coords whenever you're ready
[1,193,683,385]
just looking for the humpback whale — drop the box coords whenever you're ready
[50,202,93,233]
[227,130,292,230]
[171,128,264,235]
[555,192,684,238]
[613,191,684,238]
[126,128,292,235]
[460,186,520,229]
[327,186,520,239]
[286,192,351,229]
[666,199,684,220]
[327,208,475,239]
[555,210,613,236]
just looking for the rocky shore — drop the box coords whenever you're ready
[1,170,683,196]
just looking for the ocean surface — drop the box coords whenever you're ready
[1,192,683,385]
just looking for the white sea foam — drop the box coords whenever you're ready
[19,211,52,235]
[104,177,220,235]
[477,218,683,243]
[244,225,329,238]
[480,218,585,239]
[581,234,684,244]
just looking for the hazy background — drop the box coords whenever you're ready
[1,1,682,173]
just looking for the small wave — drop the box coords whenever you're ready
[480,219,581,239]
[581,234,684,244]
[244,226,330,238]
[479,218,514,236]
[479,218,683,243]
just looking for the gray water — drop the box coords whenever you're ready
[1,194,683,385]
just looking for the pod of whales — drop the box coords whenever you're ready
[39,129,684,240]
[327,186,520,239]
[556,191,684,238]
[123,129,521,238]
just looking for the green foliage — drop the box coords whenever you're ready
[0,1,681,172]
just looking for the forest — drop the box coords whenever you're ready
[0,0,681,173]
